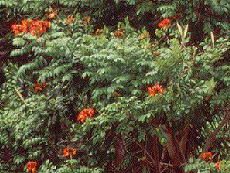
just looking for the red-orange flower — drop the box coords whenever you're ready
[148,83,164,96]
[42,82,46,89]
[42,21,51,28]
[11,19,51,37]
[11,24,26,35]
[34,82,47,91]
[114,31,124,38]
[155,83,161,90]
[201,152,212,161]
[63,147,77,157]
[26,161,37,173]
[21,20,30,32]
[158,88,164,94]
[48,11,57,19]
[216,161,221,170]
[66,15,75,24]
[85,16,90,23]
[34,83,42,91]
[22,19,29,26]
[158,18,171,29]
[76,108,95,123]
[95,29,103,35]
[32,20,41,26]
[31,168,36,173]
[76,112,87,123]
[148,87,156,96]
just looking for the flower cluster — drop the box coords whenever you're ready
[63,147,77,157]
[95,29,103,35]
[26,161,37,173]
[34,82,47,91]
[48,11,57,19]
[148,83,164,96]
[76,108,95,123]
[215,161,228,171]
[65,15,75,24]
[158,18,171,29]
[114,28,125,38]
[11,19,51,37]
[216,161,220,170]
[85,16,90,23]
[201,152,212,161]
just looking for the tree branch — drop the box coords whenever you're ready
[201,105,230,155]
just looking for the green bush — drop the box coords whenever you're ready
[1,11,230,173]
[1,0,230,172]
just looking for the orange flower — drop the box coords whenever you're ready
[86,108,95,117]
[85,16,90,23]
[42,21,51,28]
[114,31,124,38]
[66,15,74,24]
[34,83,42,91]
[158,88,164,94]
[11,25,26,35]
[216,161,221,170]
[21,20,29,32]
[34,82,46,91]
[155,83,161,90]
[26,162,37,173]
[158,23,164,28]
[201,152,212,161]
[148,83,164,96]
[42,82,46,89]
[148,87,156,96]
[76,108,95,123]
[31,168,37,173]
[11,25,19,35]
[63,147,78,157]
[11,19,50,37]
[63,148,70,157]
[72,148,77,155]
[76,112,87,123]
[95,29,102,35]
[48,11,57,19]
[21,19,29,26]
[158,18,171,29]
[31,20,41,26]
[29,26,37,36]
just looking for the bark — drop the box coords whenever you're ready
[112,133,126,173]
[152,135,160,173]
[201,105,230,154]
[160,125,187,173]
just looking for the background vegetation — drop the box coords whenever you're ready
[0,0,230,173]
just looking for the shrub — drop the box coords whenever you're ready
[0,3,230,173]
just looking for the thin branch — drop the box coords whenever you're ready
[201,105,230,155]
[124,133,157,167]
[15,87,26,104]
[160,162,173,173]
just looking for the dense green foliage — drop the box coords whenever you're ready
[0,0,230,173]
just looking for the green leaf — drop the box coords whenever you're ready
[62,74,72,82]
[138,115,146,122]
[202,77,216,94]
[12,38,26,46]
[138,130,145,142]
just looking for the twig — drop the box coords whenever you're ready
[201,104,230,155]
[124,133,157,167]
[15,87,26,104]
[160,162,173,173]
